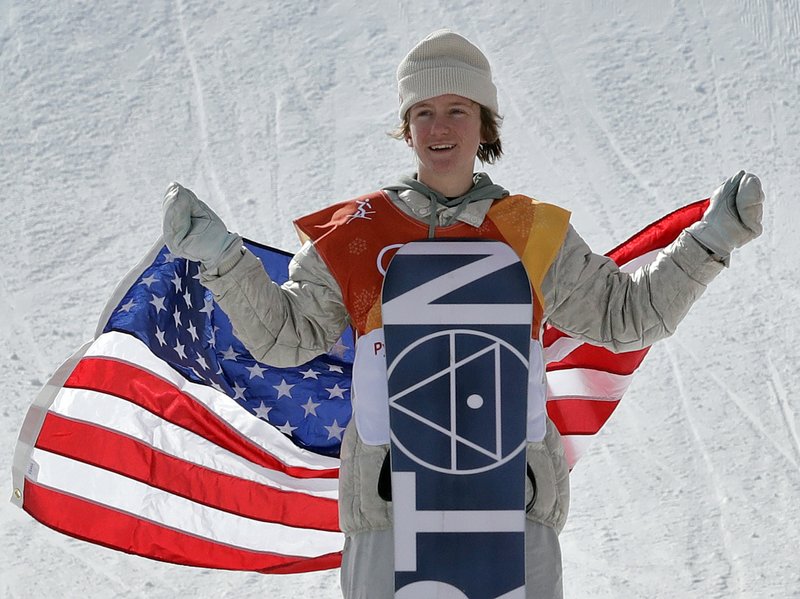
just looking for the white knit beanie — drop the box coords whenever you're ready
[396,29,498,119]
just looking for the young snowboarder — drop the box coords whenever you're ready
[162,29,764,599]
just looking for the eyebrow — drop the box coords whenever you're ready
[412,100,474,110]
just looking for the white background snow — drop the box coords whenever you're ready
[2,0,799,597]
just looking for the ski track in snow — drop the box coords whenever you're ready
[537,26,625,243]
[767,353,800,467]
[174,0,229,216]
[671,335,799,472]
[665,340,740,597]
[3,1,799,597]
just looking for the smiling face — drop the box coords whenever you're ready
[405,94,484,197]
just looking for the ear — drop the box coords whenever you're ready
[405,134,414,148]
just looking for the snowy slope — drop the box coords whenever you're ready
[2,0,799,597]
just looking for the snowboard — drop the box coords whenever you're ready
[382,239,532,599]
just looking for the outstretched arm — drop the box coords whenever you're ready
[162,182,349,367]
[200,241,349,367]
[543,173,764,351]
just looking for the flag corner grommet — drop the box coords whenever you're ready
[13,488,22,499]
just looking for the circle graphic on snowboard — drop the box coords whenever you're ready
[388,329,528,475]
[395,581,469,599]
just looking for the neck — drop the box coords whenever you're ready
[417,170,475,198]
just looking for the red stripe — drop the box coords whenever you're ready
[35,413,340,532]
[64,357,338,480]
[541,324,570,349]
[23,481,342,574]
[607,199,709,265]
[547,398,620,436]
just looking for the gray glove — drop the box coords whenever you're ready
[688,171,764,264]
[162,182,242,271]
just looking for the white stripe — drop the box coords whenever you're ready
[543,336,583,364]
[393,471,524,572]
[49,388,338,498]
[383,304,532,325]
[30,449,345,556]
[560,434,597,470]
[407,508,524,533]
[619,247,663,273]
[383,242,531,326]
[84,332,339,471]
[546,367,633,400]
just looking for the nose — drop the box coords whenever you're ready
[430,114,450,135]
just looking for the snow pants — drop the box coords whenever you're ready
[339,520,563,599]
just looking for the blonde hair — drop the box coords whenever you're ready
[390,105,504,164]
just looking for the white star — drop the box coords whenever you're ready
[163,252,178,263]
[246,363,267,379]
[302,397,321,417]
[277,421,297,436]
[200,297,214,316]
[149,294,166,313]
[140,274,158,288]
[192,269,202,281]
[329,339,349,358]
[155,327,167,347]
[253,401,271,420]
[187,321,199,342]
[324,420,345,441]
[232,383,247,400]
[221,346,239,361]
[171,273,183,292]
[183,289,193,308]
[325,383,348,399]
[194,352,208,371]
[300,368,319,379]
[119,298,136,313]
[210,381,224,392]
[173,307,182,328]
[274,378,295,399]
[327,364,344,373]
[173,340,186,359]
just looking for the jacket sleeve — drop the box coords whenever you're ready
[542,225,725,352]
[199,241,350,367]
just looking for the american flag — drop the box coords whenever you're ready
[11,199,707,573]
[11,239,350,573]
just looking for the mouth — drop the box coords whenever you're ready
[429,144,455,152]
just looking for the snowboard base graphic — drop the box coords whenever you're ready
[382,240,532,599]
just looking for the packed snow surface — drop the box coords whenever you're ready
[2,0,799,597]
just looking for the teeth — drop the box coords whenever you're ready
[431,144,454,150]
